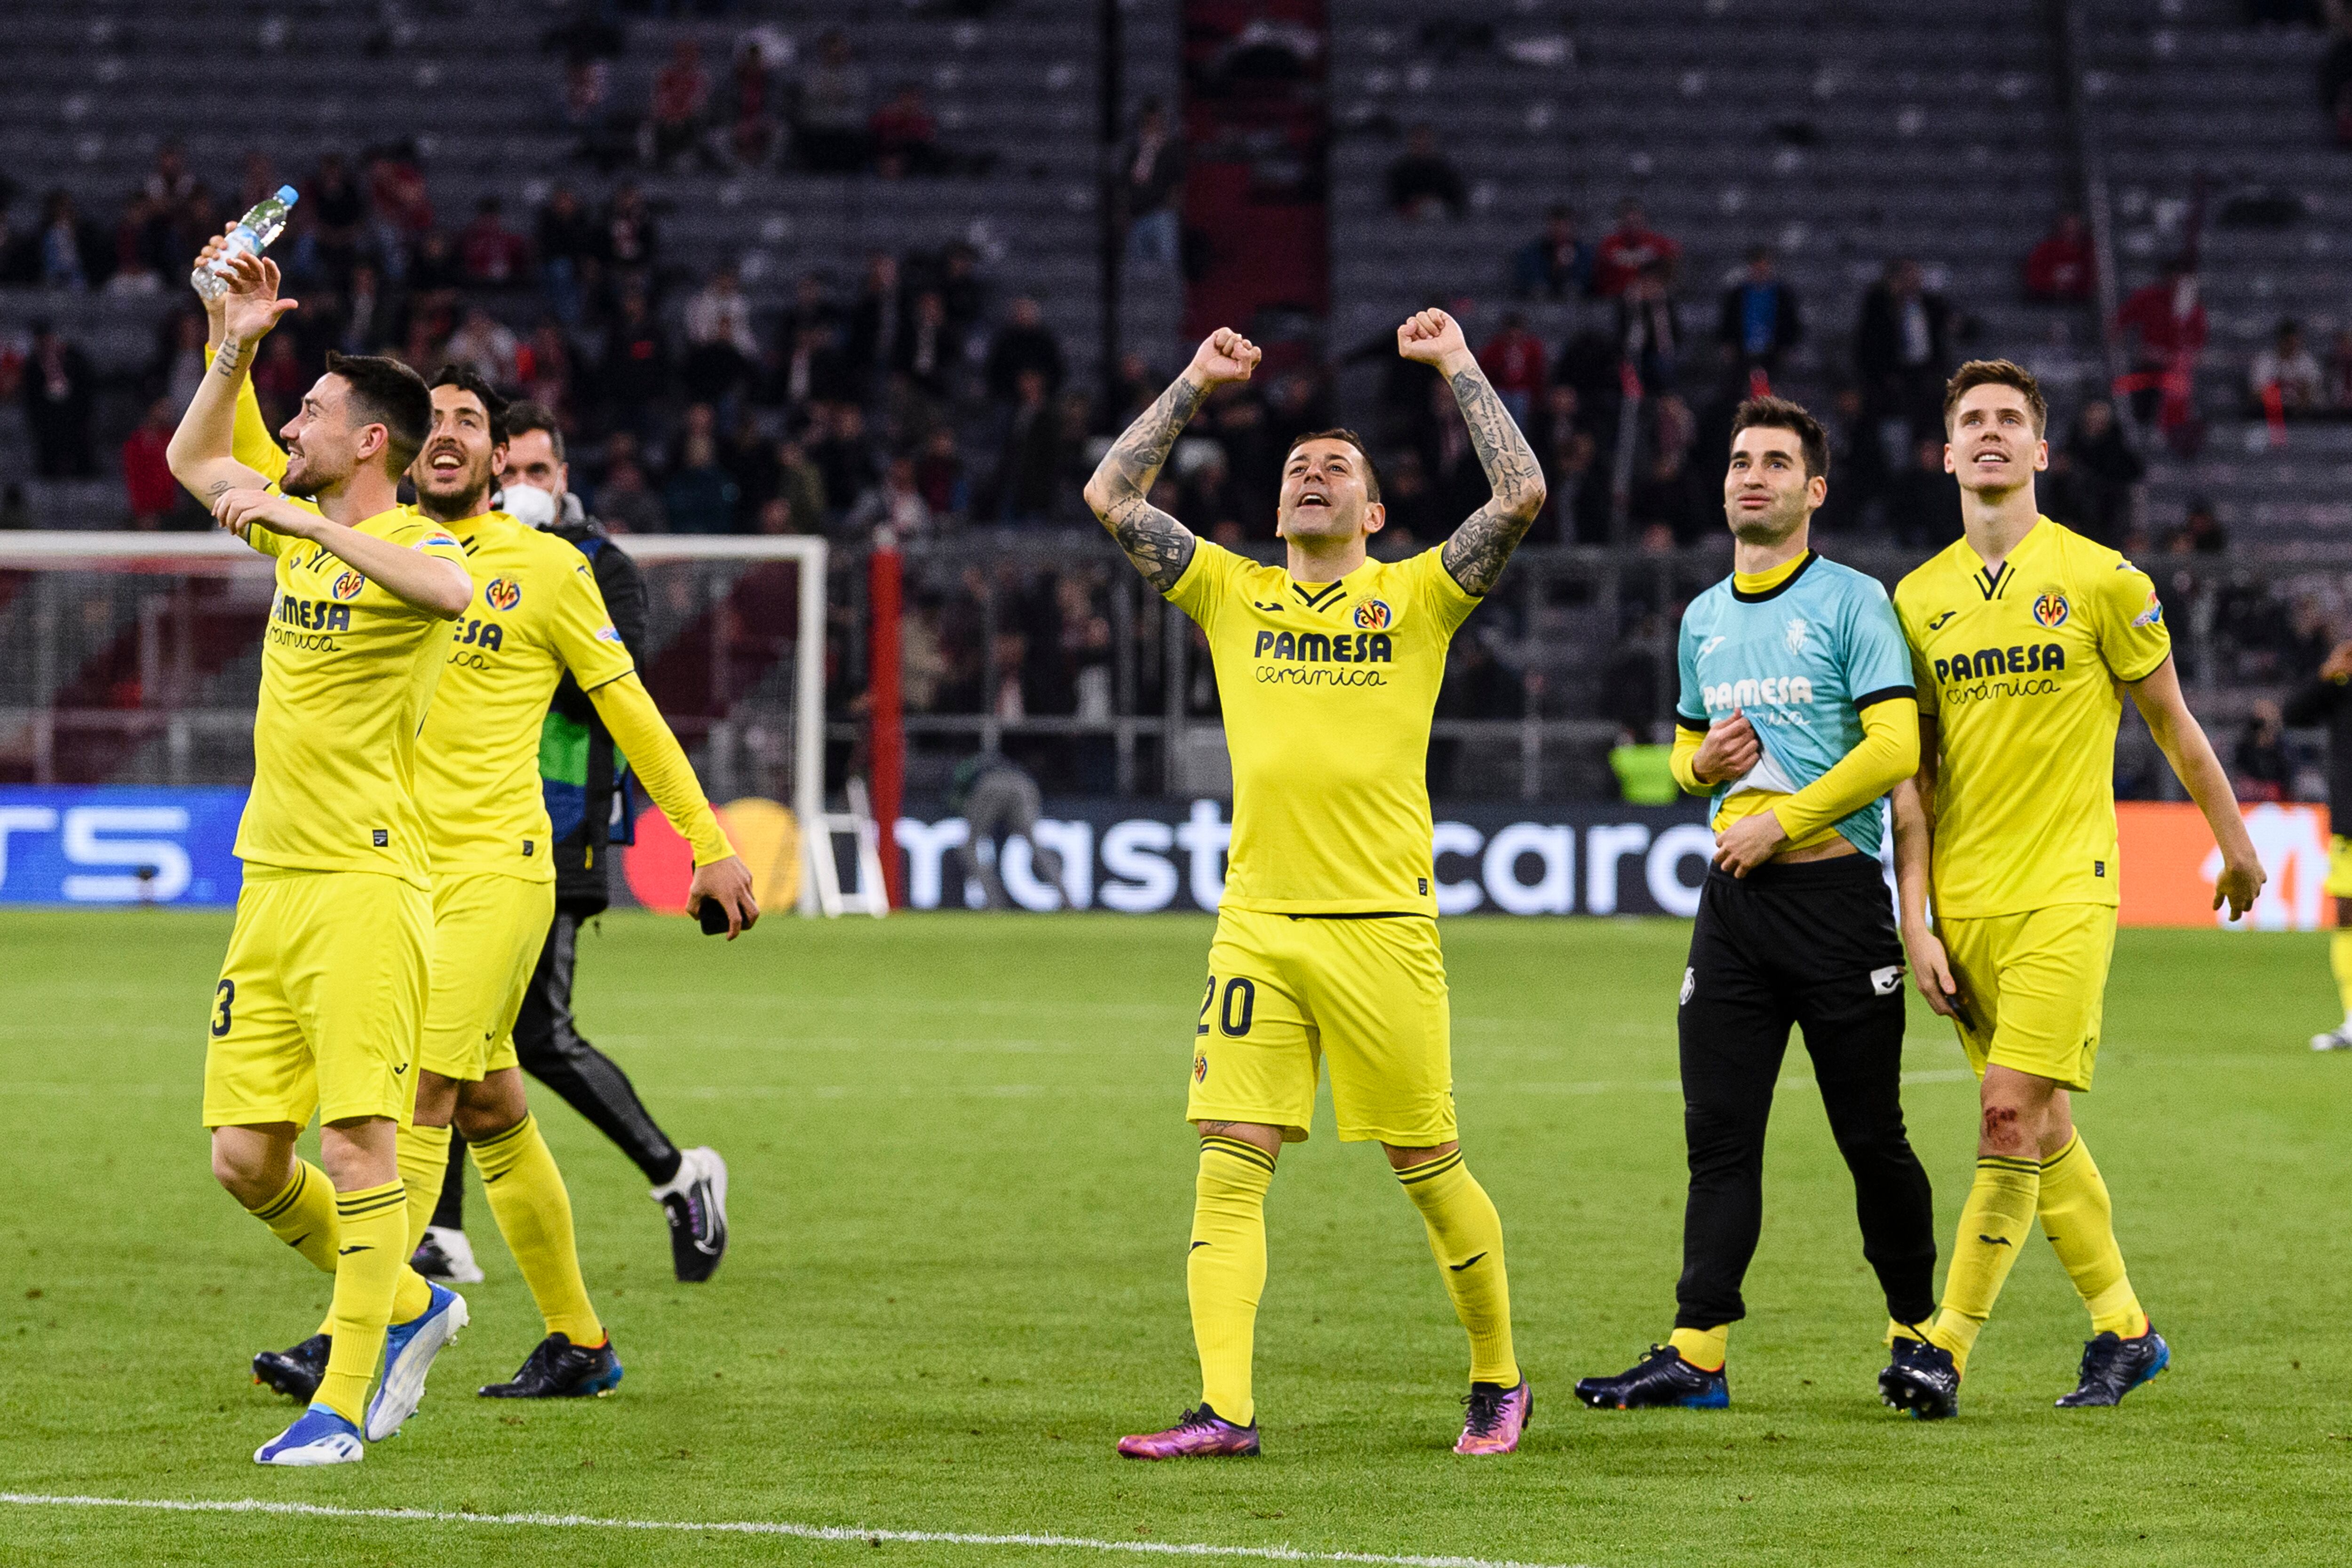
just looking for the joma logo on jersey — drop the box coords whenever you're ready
[1352,598,1394,631]
[1254,629,1393,664]
[1934,643,2065,682]
[2033,592,2070,629]
[453,618,505,652]
[1703,675,1814,710]
[485,577,522,612]
[274,594,352,632]
[330,571,366,601]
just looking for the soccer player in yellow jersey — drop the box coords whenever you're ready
[166,250,475,1466]
[228,348,758,1402]
[1086,313,1546,1458]
[1878,360,2265,1419]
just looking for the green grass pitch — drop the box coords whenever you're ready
[2,909,2347,1568]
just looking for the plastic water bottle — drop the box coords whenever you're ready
[191,185,299,300]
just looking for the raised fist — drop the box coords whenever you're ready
[1396,308,1470,368]
[1187,327,1262,388]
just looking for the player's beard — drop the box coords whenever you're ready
[278,448,343,500]
[1727,496,1805,548]
[415,454,493,522]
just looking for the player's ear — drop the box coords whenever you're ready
[1362,500,1386,536]
[2033,438,2050,472]
[1942,443,1956,476]
[1807,474,1827,509]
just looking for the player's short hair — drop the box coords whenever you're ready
[1729,396,1830,480]
[322,351,430,476]
[504,400,565,462]
[1942,359,2048,437]
[1284,428,1383,504]
[428,363,509,446]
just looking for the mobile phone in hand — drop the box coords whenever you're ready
[697,898,733,936]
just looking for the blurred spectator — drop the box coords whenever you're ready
[1385,124,1465,221]
[846,252,903,394]
[105,196,165,296]
[1628,441,1709,545]
[810,403,881,517]
[725,39,779,167]
[1122,98,1186,270]
[21,190,108,291]
[156,312,210,410]
[602,182,659,274]
[145,143,196,213]
[252,334,308,430]
[2023,211,2095,302]
[535,185,599,324]
[650,39,712,169]
[2173,496,2229,555]
[409,230,463,294]
[1717,246,1803,374]
[2249,317,2325,414]
[445,306,520,388]
[1477,312,1550,426]
[1854,257,1952,429]
[1812,386,1883,534]
[1513,204,1591,300]
[460,197,530,286]
[985,299,1065,402]
[847,455,936,538]
[2234,699,2289,804]
[662,414,742,533]
[2062,399,2144,547]
[1886,434,1963,548]
[2116,265,2206,440]
[871,84,941,178]
[310,152,366,277]
[796,28,872,174]
[915,427,968,515]
[778,321,851,415]
[683,265,758,403]
[990,370,1065,522]
[1379,450,1443,549]
[894,289,954,400]
[594,455,665,533]
[936,240,986,335]
[121,399,182,528]
[237,151,280,215]
[22,323,96,478]
[773,434,832,529]
[366,145,434,240]
[598,286,671,434]
[1591,199,1681,297]
[1618,265,1684,393]
[564,48,613,131]
[2330,327,2352,409]
[340,261,393,355]
[516,319,572,413]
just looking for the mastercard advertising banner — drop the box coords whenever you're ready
[2117,801,2334,931]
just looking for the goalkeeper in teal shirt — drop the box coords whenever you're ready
[1576,398,1939,1413]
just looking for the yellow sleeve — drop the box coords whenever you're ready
[548,558,636,693]
[2094,558,2173,683]
[1771,696,1921,844]
[1669,725,1708,795]
[1162,538,1243,634]
[584,672,736,867]
[234,375,289,486]
[1414,546,1484,638]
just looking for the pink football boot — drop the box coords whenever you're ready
[1115,1405,1261,1459]
[1454,1379,1531,1455]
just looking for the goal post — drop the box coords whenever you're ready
[0,529,830,917]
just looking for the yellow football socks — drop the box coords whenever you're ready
[470,1114,604,1347]
[2037,1133,2148,1339]
[2332,929,2352,1024]
[247,1160,339,1275]
[1927,1155,2040,1375]
[397,1122,453,1254]
[1397,1149,1518,1387]
[1189,1134,1275,1426]
[1668,1324,1728,1372]
[317,1180,408,1425]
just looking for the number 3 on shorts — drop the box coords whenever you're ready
[1198,975,1255,1038]
[211,978,235,1039]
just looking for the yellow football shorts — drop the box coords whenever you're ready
[2327,835,2352,900]
[202,866,432,1128]
[416,872,556,1082]
[1186,906,1456,1146]
[1935,902,2118,1091]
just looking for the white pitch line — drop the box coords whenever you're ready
[0,1494,1592,1568]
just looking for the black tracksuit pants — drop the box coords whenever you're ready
[1673,855,1937,1330]
[431,906,683,1229]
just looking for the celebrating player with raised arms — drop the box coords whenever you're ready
[1084,312,1545,1458]
[1575,398,1939,1415]
[1878,360,2264,1419]
[167,249,475,1465]
[206,256,759,1409]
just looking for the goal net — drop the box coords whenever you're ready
[0,530,827,915]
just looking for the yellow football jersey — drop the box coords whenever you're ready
[1166,541,1481,915]
[1893,517,2171,918]
[234,508,469,887]
[415,511,636,879]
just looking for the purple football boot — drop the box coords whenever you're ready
[1115,1404,1261,1459]
[1454,1378,1531,1455]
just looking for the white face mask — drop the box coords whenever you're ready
[499,483,558,528]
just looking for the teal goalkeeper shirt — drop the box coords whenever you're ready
[1674,551,1915,858]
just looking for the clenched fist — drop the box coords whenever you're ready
[1187,327,1261,388]
[1396,308,1471,370]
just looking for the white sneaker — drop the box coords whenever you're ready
[412,1225,486,1284]
[365,1281,469,1441]
[2312,1027,2352,1052]
[651,1146,729,1283]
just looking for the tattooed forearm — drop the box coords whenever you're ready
[1084,374,1207,592]
[1439,361,1547,596]
[211,336,246,378]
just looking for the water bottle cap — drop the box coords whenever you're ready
[276,185,299,205]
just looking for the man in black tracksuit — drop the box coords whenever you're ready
[413,402,731,1284]
[2286,637,2352,1053]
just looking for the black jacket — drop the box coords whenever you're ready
[2283,674,2352,819]
[548,504,651,910]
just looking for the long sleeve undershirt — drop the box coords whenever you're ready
[1672,697,1919,850]
[584,672,737,867]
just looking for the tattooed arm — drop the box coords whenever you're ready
[1398,309,1547,596]
[1082,327,1261,592]
[166,249,295,525]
